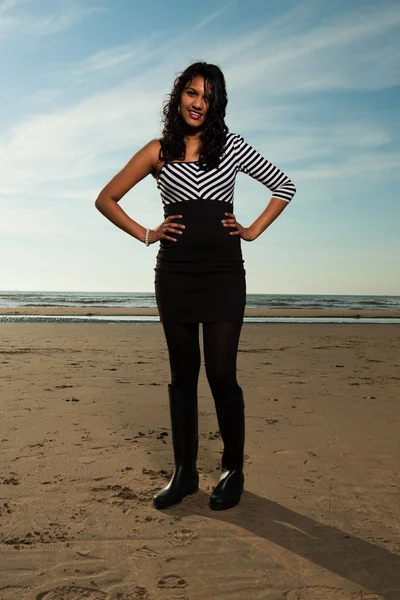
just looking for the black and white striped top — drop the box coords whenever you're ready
[156,132,296,205]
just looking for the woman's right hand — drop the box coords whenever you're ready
[147,214,185,244]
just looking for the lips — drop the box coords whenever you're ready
[189,110,202,120]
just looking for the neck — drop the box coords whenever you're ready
[182,124,203,140]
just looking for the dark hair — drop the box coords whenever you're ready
[159,62,228,170]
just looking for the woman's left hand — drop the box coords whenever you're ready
[221,212,257,242]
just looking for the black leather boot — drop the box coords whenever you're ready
[153,383,199,509]
[209,387,245,510]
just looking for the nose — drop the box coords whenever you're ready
[192,98,205,112]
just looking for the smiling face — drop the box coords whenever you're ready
[179,75,210,129]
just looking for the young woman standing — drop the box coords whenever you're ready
[95,62,296,511]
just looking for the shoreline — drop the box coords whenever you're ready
[1,306,400,319]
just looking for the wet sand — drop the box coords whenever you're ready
[1,306,400,319]
[0,322,399,600]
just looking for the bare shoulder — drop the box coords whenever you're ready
[98,138,163,202]
[131,138,161,167]
[147,138,164,178]
[134,138,164,177]
[140,138,161,159]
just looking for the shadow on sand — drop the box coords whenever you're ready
[157,487,399,600]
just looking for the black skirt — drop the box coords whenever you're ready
[154,199,246,324]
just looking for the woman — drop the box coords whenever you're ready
[95,62,296,511]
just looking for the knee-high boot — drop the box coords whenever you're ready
[209,387,245,510]
[153,383,199,509]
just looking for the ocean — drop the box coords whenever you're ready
[1,291,400,324]
[1,291,400,311]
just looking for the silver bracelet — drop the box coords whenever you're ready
[145,228,150,246]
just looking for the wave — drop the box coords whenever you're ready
[1,291,400,311]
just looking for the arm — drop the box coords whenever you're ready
[95,140,161,243]
[227,134,296,240]
[248,196,289,239]
[234,134,296,202]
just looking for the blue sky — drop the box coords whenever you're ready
[1,0,399,295]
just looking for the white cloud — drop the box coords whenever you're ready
[292,152,400,181]
[28,4,238,111]
[0,0,30,15]
[76,43,153,74]
[0,0,102,40]
[1,1,399,206]
[0,83,163,195]
[219,3,400,93]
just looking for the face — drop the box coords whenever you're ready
[179,75,210,128]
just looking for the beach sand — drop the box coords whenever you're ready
[0,322,399,600]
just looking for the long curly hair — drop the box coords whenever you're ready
[159,62,228,171]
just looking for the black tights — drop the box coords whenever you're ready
[161,321,242,403]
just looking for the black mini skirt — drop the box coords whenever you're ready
[154,199,246,324]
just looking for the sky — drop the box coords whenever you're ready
[1,0,399,295]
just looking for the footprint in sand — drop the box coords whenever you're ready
[136,544,159,556]
[169,529,198,546]
[36,587,107,600]
[157,574,187,589]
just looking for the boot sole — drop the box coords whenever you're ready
[152,484,199,509]
[209,496,241,510]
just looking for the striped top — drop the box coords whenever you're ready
[156,132,296,206]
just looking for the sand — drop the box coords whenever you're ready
[0,321,399,600]
[2,307,400,319]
